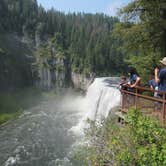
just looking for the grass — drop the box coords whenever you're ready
[0,87,42,125]
[0,111,21,125]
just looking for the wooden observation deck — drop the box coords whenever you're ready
[118,85,166,123]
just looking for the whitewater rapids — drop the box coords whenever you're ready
[0,77,121,166]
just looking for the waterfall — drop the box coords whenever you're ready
[85,77,121,120]
[71,77,121,134]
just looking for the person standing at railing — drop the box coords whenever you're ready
[155,57,166,96]
[128,67,141,88]
[122,67,141,107]
[149,65,159,97]
[149,79,158,97]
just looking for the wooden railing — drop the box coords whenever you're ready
[120,85,166,123]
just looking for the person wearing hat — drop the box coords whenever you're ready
[155,57,166,93]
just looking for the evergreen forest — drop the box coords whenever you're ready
[0,0,127,92]
[0,0,166,89]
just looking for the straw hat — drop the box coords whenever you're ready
[160,57,166,66]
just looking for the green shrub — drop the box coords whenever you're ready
[73,109,166,166]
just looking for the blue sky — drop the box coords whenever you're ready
[37,0,132,16]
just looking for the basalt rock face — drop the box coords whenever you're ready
[35,56,72,90]
[35,58,94,91]
[71,72,94,91]
[0,32,92,91]
[0,31,72,91]
[31,30,72,90]
[37,67,93,91]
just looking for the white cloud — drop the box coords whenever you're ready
[107,0,129,16]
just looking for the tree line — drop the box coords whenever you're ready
[0,0,165,84]
[113,0,166,82]
[0,0,127,79]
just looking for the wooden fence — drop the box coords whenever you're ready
[120,85,166,123]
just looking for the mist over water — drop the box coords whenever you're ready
[0,78,120,166]
[0,90,85,166]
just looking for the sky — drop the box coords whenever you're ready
[37,0,132,16]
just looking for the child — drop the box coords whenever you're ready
[119,76,128,91]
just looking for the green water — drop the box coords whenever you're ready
[0,88,42,124]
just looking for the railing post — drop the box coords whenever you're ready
[121,87,126,112]
[135,88,138,109]
[121,90,125,112]
[162,93,166,123]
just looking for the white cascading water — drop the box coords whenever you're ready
[85,77,121,120]
[71,77,121,134]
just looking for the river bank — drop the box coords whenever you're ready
[0,88,43,125]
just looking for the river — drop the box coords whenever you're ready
[0,77,121,166]
[0,90,85,166]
